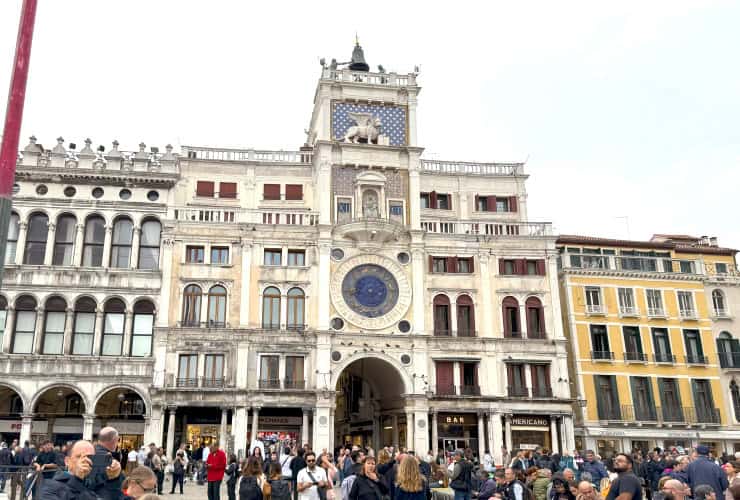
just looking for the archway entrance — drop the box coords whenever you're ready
[33,386,85,445]
[0,385,24,444]
[94,388,147,451]
[334,356,408,451]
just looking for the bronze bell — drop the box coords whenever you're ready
[349,42,370,72]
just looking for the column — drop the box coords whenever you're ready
[317,160,332,225]
[2,308,15,353]
[63,308,74,354]
[83,413,95,440]
[414,411,429,454]
[550,416,559,454]
[392,414,399,448]
[14,222,27,265]
[450,302,458,337]
[102,225,113,269]
[504,414,513,452]
[251,406,260,445]
[408,164,421,231]
[491,413,504,466]
[130,226,141,269]
[302,408,310,446]
[317,242,331,330]
[73,223,85,266]
[43,222,56,266]
[144,406,164,448]
[478,255,493,337]
[405,411,414,450]
[20,413,33,445]
[122,311,134,356]
[280,291,288,330]
[156,239,174,327]
[410,247,426,334]
[329,408,335,451]
[93,309,105,356]
[233,406,248,459]
[219,408,229,450]
[32,308,44,353]
[431,410,439,456]
[561,415,575,453]
[477,412,486,460]
[239,242,252,327]
[166,407,177,458]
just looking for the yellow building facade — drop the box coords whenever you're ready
[558,234,740,456]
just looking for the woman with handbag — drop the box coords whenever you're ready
[349,456,389,500]
[240,456,265,500]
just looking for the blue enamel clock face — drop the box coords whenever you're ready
[341,264,399,318]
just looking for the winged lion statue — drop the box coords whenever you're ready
[343,112,382,144]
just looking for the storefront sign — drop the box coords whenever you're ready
[518,444,539,450]
[258,416,302,427]
[512,416,549,427]
[103,421,145,434]
[439,414,475,425]
[0,421,49,433]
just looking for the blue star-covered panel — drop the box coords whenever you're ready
[332,102,407,146]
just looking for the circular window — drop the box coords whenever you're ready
[12,183,20,194]
[35,185,48,195]
[119,188,132,200]
[331,317,345,330]
[63,186,76,197]
[398,320,411,333]
[400,354,411,365]
[397,252,410,265]
[92,187,104,199]
[331,248,345,261]
[331,351,342,362]
[147,190,159,202]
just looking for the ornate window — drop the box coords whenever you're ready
[182,285,202,326]
[82,216,105,267]
[456,295,475,337]
[207,285,227,327]
[24,212,48,265]
[713,290,727,315]
[6,213,19,264]
[525,297,545,339]
[132,300,155,357]
[138,219,161,270]
[502,296,521,338]
[262,287,281,329]
[52,214,76,266]
[717,332,740,369]
[286,288,305,330]
[101,299,126,356]
[433,294,451,336]
[12,295,37,353]
[110,217,134,268]
[42,297,66,355]
[72,297,96,355]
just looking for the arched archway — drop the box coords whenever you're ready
[93,386,149,451]
[332,354,412,451]
[32,385,87,445]
[0,383,26,444]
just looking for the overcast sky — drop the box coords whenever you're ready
[2,1,739,250]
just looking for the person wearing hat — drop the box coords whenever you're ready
[688,445,728,499]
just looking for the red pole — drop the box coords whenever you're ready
[0,0,38,284]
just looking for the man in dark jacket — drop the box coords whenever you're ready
[579,451,608,490]
[688,445,728,499]
[450,451,473,500]
[85,427,124,500]
[291,448,307,500]
[39,441,99,500]
[0,442,12,492]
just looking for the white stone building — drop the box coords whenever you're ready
[1,44,574,463]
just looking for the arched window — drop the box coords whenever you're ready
[433,294,451,336]
[713,290,727,315]
[42,297,66,354]
[717,332,740,369]
[182,285,202,326]
[456,295,475,337]
[101,299,126,356]
[110,217,133,268]
[0,296,7,350]
[52,214,76,266]
[72,297,96,355]
[5,213,19,264]
[138,219,161,270]
[526,297,545,339]
[24,213,48,265]
[132,300,155,357]
[12,295,37,353]
[262,287,281,329]
[82,216,105,267]
[287,288,305,330]
[207,286,227,327]
[732,380,740,422]
[503,296,521,338]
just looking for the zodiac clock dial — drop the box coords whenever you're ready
[341,264,399,318]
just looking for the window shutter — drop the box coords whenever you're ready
[469,301,476,334]
[629,377,639,411]
[538,306,545,337]
[447,257,457,273]
[436,362,454,391]
[536,259,546,276]
[469,257,475,273]
[428,255,434,272]
[263,184,281,200]
[447,194,452,211]
[509,196,518,212]
[490,196,497,212]
[610,377,621,419]
[531,365,540,395]
[502,302,511,337]
[196,181,215,197]
[515,259,526,275]
[219,182,237,199]
[473,363,479,387]
[430,191,438,209]
[499,259,506,275]
[507,364,514,387]
[474,195,480,211]
[544,365,551,391]
[594,376,606,419]
[285,184,303,200]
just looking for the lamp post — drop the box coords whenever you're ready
[0,0,38,286]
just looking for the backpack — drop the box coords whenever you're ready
[450,460,472,491]
[269,479,291,500]
[144,457,153,469]
[240,476,264,500]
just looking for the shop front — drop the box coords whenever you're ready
[249,415,303,447]
[582,427,699,456]
[511,415,552,452]
[0,420,23,445]
[176,407,226,449]
[100,420,145,451]
[437,413,479,456]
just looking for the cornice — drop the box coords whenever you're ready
[559,268,704,282]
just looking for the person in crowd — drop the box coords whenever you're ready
[450,450,474,500]
[239,456,264,500]
[156,448,167,494]
[550,478,575,500]
[580,451,608,491]
[476,469,497,500]
[170,449,187,495]
[0,442,12,493]
[39,440,118,500]
[88,428,126,500]
[661,479,689,500]
[280,447,294,483]
[341,450,366,499]
[533,468,552,500]
[34,440,64,496]
[269,462,292,500]
[511,451,528,472]
[122,466,158,500]
[206,442,227,500]
[291,448,307,500]
[297,451,328,500]
[669,457,690,485]
[689,445,729,500]
[348,455,388,500]
[695,484,718,500]
[319,453,338,498]
[395,455,427,500]
[252,447,264,466]
[264,451,278,475]
[576,481,597,500]
[605,453,642,500]
[144,449,162,495]
[724,462,740,500]
[126,448,138,474]
[224,454,240,500]
[729,484,740,500]
[8,445,26,500]
[503,467,527,500]
[559,452,576,475]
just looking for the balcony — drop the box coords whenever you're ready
[591,351,614,361]
[623,351,647,363]
[283,379,306,390]
[647,307,666,318]
[175,377,226,389]
[560,253,704,276]
[176,378,199,388]
[679,308,697,320]
[719,352,740,369]
[201,377,226,388]
[653,353,676,364]
[507,386,530,398]
[621,405,658,423]
[421,159,524,177]
[527,331,547,340]
[459,385,481,396]
[661,406,686,424]
[321,67,417,87]
[685,354,708,365]
[172,206,319,226]
[685,407,721,425]
[181,145,313,164]
[334,216,406,244]
[713,308,730,319]
[586,304,607,315]
[177,321,229,329]
[532,386,553,398]
[421,220,552,237]
[258,379,281,390]
[619,306,640,318]
[434,329,452,337]
[436,385,457,396]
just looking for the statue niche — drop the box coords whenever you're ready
[362,189,380,219]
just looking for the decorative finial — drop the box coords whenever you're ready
[139,142,146,152]
[355,32,359,46]
[85,138,92,146]
[112,140,119,147]
[30,135,37,143]
[57,137,64,144]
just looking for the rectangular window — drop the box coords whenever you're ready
[646,289,664,316]
[531,364,552,397]
[457,258,472,274]
[287,249,306,266]
[507,363,528,397]
[526,261,538,276]
[102,312,124,356]
[337,198,353,224]
[716,263,728,274]
[595,375,621,420]
[263,184,281,200]
[420,193,430,209]
[652,328,673,363]
[677,291,695,318]
[630,376,657,420]
[218,182,237,199]
[210,247,229,265]
[500,259,514,275]
[476,196,493,212]
[196,181,215,197]
[618,288,637,315]
[658,378,684,422]
[285,184,303,201]
[432,257,447,273]
[437,193,451,210]
[12,310,36,353]
[260,355,280,388]
[496,198,510,212]
[692,379,718,423]
[204,354,224,381]
[177,354,198,386]
[590,324,611,359]
[264,249,282,266]
[72,312,95,355]
[434,303,450,336]
[683,329,705,363]
[435,361,455,395]
[389,201,404,223]
[286,356,305,388]
[679,260,696,274]
[461,362,478,393]
[186,246,205,264]
[131,313,153,357]
[623,326,644,361]
[42,312,65,355]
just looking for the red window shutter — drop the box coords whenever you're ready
[447,257,457,273]
[430,191,438,209]
[503,304,511,337]
[536,259,546,276]
[469,257,475,273]
[515,259,526,275]
[509,196,518,212]
[429,255,434,272]
[473,363,479,386]
[436,362,454,391]
[447,194,452,210]
[507,364,514,386]
[531,365,540,394]
[539,307,546,337]
[285,184,303,200]
[263,184,281,200]
[490,195,497,212]
[468,300,476,334]
[499,258,506,275]
[474,195,480,211]
[196,181,215,197]
[219,182,237,199]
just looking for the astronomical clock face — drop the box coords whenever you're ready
[331,255,412,330]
